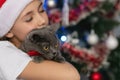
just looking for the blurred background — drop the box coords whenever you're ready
[44,0,120,80]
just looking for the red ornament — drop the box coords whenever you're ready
[49,10,61,24]
[69,9,79,22]
[62,42,110,69]
[93,42,109,55]
[115,0,120,10]
[88,0,98,8]
[0,0,6,8]
[83,0,99,11]
[90,72,102,80]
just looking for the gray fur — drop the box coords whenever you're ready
[20,24,65,63]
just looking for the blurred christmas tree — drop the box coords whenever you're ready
[46,0,120,80]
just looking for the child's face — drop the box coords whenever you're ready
[8,0,48,45]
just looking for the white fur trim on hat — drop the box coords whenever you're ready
[0,0,33,38]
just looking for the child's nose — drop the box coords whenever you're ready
[37,14,46,27]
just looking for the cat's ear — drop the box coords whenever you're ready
[29,34,42,43]
[49,23,60,33]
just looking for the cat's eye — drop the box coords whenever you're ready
[43,46,49,50]
[55,44,58,48]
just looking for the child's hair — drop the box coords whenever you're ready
[0,35,11,40]
[0,0,44,38]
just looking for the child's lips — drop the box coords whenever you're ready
[37,25,46,29]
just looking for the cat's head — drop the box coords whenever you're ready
[24,24,61,59]
[28,23,60,44]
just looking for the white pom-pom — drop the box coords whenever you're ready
[87,30,99,45]
[106,35,119,50]
[47,0,56,7]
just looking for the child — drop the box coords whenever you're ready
[0,0,80,80]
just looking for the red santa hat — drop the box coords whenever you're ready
[0,0,43,38]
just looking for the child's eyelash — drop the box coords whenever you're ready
[26,17,33,22]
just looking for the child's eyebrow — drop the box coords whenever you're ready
[22,2,43,18]
[24,11,33,17]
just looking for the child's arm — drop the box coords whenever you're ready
[18,60,80,80]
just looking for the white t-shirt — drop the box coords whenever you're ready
[0,41,32,80]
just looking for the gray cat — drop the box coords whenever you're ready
[20,24,65,63]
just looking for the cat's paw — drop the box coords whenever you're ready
[54,56,66,63]
[33,56,45,63]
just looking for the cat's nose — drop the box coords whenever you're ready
[53,52,57,56]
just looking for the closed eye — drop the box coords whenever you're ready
[25,17,33,22]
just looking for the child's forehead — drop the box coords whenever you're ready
[19,0,44,18]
